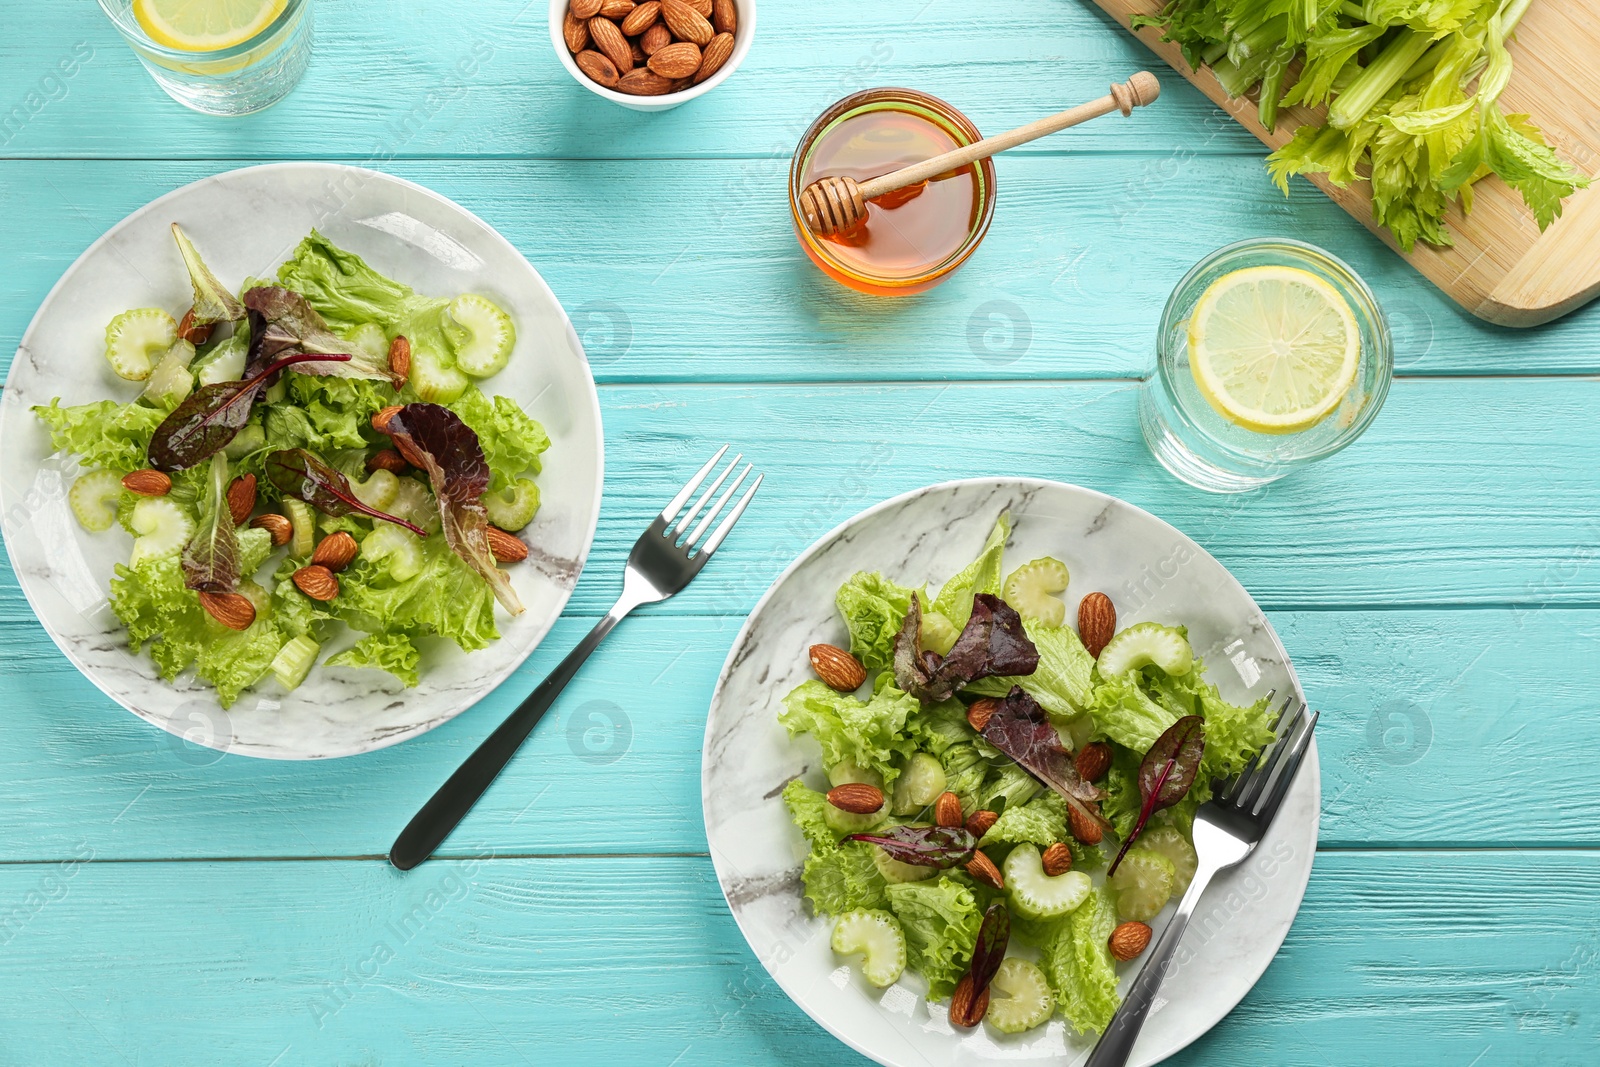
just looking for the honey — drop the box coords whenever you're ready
[790,89,996,296]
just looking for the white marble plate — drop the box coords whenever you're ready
[0,163,603,760]
[702,479,1318,1066]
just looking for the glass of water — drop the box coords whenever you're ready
[97,0,314,116]
[1138,238,1393,493]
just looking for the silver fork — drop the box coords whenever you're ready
[1085,696,1319,1067]
[389,446,762,871]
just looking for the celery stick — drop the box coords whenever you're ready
[1327,29,1433,129]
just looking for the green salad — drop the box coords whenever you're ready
[779,513,1278,1035]
[35,225,550,706]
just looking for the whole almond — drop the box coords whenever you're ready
[293,565,340,602]
[487,526,530,563]
[250,512,292,547]
[934,791,964,828]
[1078,592,1117,659]
[574,49,621,87]
[599,0,635,16]
[693,31,734,83]
[965,849,1004,890]
[615,67,675,95]
[689,0,712,14]
[1075,740,1113,782]
[966,696,1000,733]
[570,0,603,16]
[589,17,633,72]
[563,8,589,52]
[1041,841,1074,877]
[121,469,171,497]
[1068,802,1104,845]
[311,531,359,572]
[387,335,411,384]
[372,405,403,432]
[630,38,648,64]
[1109,921,1153,961]
[365,448,408,474]
[176,307,213,346]
[712,0,736,34]
[964,809,998,839]
[808,644,866,691]
[661,0,713,45]
[640,22,671,54]
[648,40,701,79]
[619,0,660,35]
[826,783,885,815]
[198,590,255,631]
[227,474,256,526]
[948,973,989,1029]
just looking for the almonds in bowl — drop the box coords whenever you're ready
[550,0,752,110]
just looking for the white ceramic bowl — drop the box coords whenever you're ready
[548,0,755,112]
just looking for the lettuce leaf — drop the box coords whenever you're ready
[1040,884,1121,1034]
[33,398,167,474]
[448,387,550,492]
[1141,664,1277,786]
[332,535,499,652]
[781,779,840,852]
[967,619,1095,717]
[326,632,422,687]
[885,875,982,998]
[978,792,1067,848]
[778,681,920,789]
[802,842,888,916]
[931,512,1009,631]
[273,374,396,454]
[904,697,974,757]
[834,571,923,671]
[939,743,989,812]
[1088,670,1180,753]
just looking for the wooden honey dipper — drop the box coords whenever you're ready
[799,72,1161,237]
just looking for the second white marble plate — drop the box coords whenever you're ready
[0,164,603,759]
[702,478,1318,1066]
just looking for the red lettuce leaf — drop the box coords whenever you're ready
[382,403,524,615]
[981,686,1109,831]
[264,449,426,537]
[893,593,1038,703]
[181,455,240,594]
[243,287,393,381]
[846,825,977,869]
[1108,714,1206,875]
[967,902,1011,995]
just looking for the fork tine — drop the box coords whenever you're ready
[1221,692,1290,802]
[696,473,762,557]
[1234,700,1306,813]
[672,453,742,539]
[686,463,752,548]
[1253,709,1318,820]
[658,445,729,524]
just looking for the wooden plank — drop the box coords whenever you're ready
[0,607,1595,861]
[0,852,1592,1065]
[2,159,1598,384]
[1091,0,1600,327]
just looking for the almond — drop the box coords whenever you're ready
[599,0,635,16]
[964,809,998,839]
[570,0,603,16]
[808,644,866,691]
[948,973,989,1029]
[615,67,674,95]
[487,526,529,563]
[648,40,701,79]
[574,49,621,87]
[387,335,411,384]
[965,849,1004,890]
[250,512,292,547]
[639,22,671,54]
[589,17,633,72]
[689,0,712,15]
[227,474,256,526]
[365,448,408,474]
[693,31,734,83]
[1074,740,1113,782]
[311,531,359,572]
[934,791,964,828]
[1109,921,1153,961]
[661,0,713,45]
[293,564,339,602]
[826,783,884,815]
[712,0,736,34]
[619,0,660,35]
[371,403,403,431]
[121,469,171,497]
[1041,841,1073,877]
[1078,592,1116,659]
[1068,802,1104,845]
[198,591,256,631]
[176,307,213,346]
[563,8,589,52]
[966,696,999,733]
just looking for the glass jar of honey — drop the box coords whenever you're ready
[789,88,996,296]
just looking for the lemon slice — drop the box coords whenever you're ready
[134,0,287,51]
[1188,265,1360,435]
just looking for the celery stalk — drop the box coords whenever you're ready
[1327,29,1433,129]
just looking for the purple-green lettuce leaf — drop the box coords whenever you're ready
[242,287,394,381]
[893,593,1039,703]
[967,902,1011,995]
[263,448,426,537]
[171,223,245,325]
[846,824,977,869]
[1108,714,1206,875]
[382,403,523,616]
[981,686,1110,833]
[181,455,241,594]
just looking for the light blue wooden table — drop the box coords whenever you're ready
[3,2,1597,1065]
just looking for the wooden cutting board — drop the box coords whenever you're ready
[1091,0,1600,326]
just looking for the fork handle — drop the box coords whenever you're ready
[1084,858,1225,1067]
[388,600,634,871]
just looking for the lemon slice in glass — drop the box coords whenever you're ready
[1188,265,1360,435]
[133,0,288,52]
